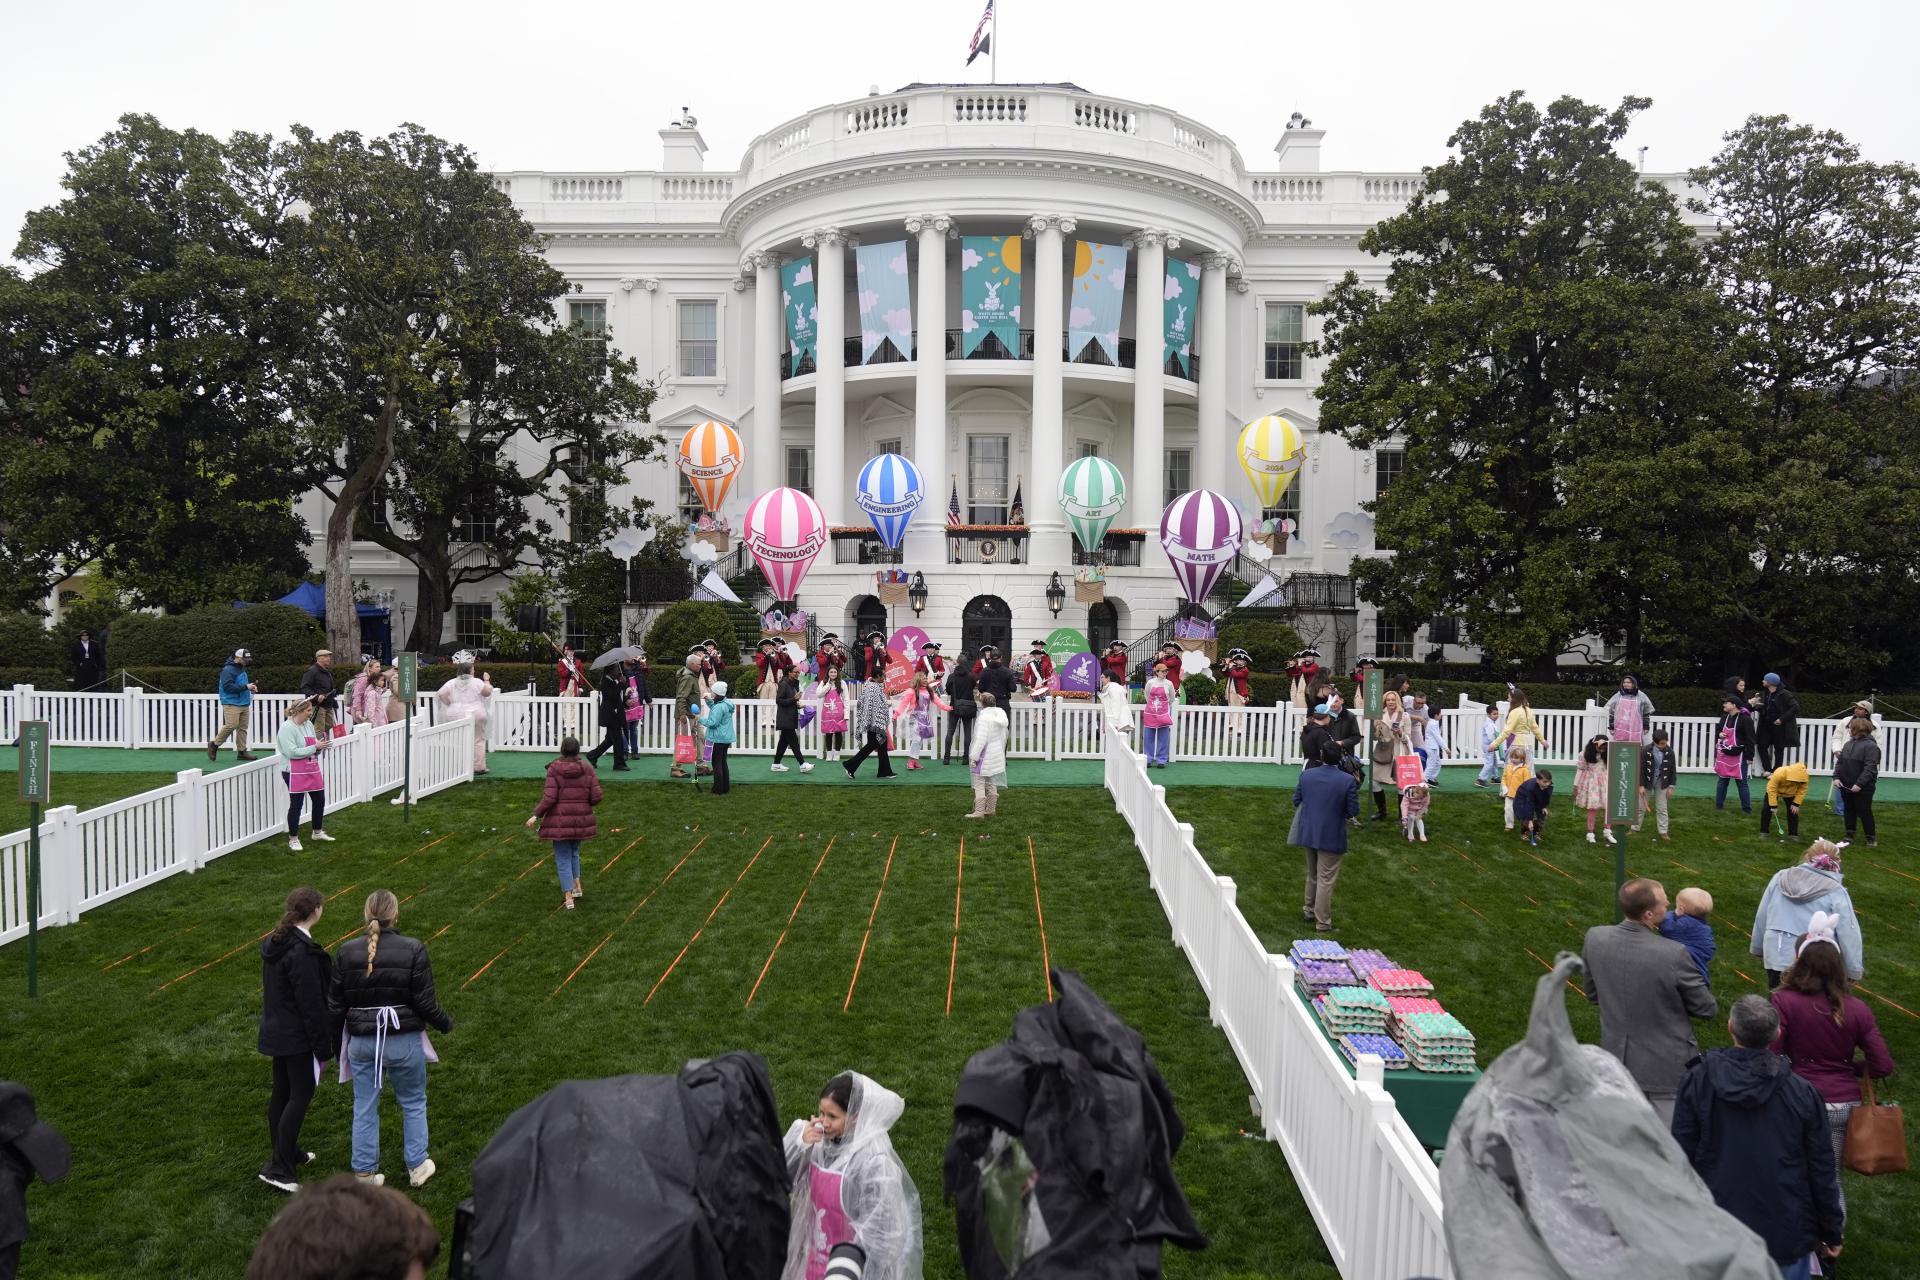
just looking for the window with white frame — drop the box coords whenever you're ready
[1163,448,1192,506]
[568,299,609,378]
[1374,448,1405,499]
[677,471,704,522]
[1260,476,1302,531]
[1263,303,1305,380]
[454,602,493,650]
[678,299,718,377]
[564,607,589,651]
[875,438,902,455]
[369,478,391,531]
[1374,616,1414,660]
[568,442,605,542]
[967,435,1009,523]
[786,446,813,496]
[454,448,499,544]
[1075,440,1101,459]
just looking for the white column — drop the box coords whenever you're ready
[751,251,783,499]
[1130,229,1171,538]
[1196,253,1233,495]
[907,213,952,566]
[1026,214,1075,564]
[806,227,850,524]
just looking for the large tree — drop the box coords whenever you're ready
[275,125,659,655]
[1688,116,1920,682]
[1310,93,1748,668]
[0,115,311,613]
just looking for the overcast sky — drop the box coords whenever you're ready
[5,0,1917,248]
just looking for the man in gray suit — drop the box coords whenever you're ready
[1583,877,1718,1123]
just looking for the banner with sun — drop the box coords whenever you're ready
[1069,241,1129,365]
[1164,257,1202,376]
[960,235,1022,358]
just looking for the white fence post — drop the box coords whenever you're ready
[16,684,34,728]
[1211,876,1236,1027]
[44,805,83,925]
[174,769,208,872]
[124,687,143,748]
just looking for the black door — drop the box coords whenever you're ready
[1086,601,1118,654]
[852,595,889,644]
[960,595,1011,664]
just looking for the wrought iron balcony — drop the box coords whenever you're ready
[779,330,1198,380]
[1070,530,1146,567]
[944,526,1028,564]
[830,528,904,565]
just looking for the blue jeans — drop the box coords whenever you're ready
[552,839,582,891]
[1776,1255,1811,1280]
[1714,774,1752,811]
[1477,748,1501,784]
[348,1031,429,1172]
[1144,725,1170,766]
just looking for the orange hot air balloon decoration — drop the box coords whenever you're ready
[676,420,744,514]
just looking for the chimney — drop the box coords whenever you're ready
[659,107,707,173]
[1273,114,1325,173]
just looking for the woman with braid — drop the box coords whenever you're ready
[327,890,452,1189]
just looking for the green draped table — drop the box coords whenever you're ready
[1292,984,1481,1152]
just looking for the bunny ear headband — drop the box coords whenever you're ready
[1796,910,1841,958]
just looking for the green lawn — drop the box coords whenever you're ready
[1169,774,1919,1280]
[3,772,183,829]
[0,777,1333,1280]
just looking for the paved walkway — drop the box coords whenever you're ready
[8,746,1919,799]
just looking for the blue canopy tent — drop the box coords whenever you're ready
[238,582,393,662]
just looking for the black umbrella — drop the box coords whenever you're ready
[591,645,644,671]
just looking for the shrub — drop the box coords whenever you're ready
[644,602,740,668]
[110,604,323,668]
[0,616,60,668]
[1217,621,1305,673]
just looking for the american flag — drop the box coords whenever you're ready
[947,479,963,526]
[967,0,993,65]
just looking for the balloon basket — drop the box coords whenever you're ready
[1253,530,1290,554]
[1073,580,1106,604]
[693,529,731,553]
[1178,638,1218,662]
[878,582,910,607]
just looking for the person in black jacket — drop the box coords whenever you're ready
[1757,673,1801,774]
[1299,702,1335,767]
[0,1081,70,1280]
[328,890,452,1189]
[975,653,1018,708]
[68,630,106,691]
[584,663,631,771]
[770,669,810,772]
[1834,716,1881,846]
[942,657,978,765]
[1671,994,1843,1274]
[258,887,332,1193]
[299,650,339,738]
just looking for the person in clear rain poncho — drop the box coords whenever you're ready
[783,1071,923,1280]
[434,651,494,773]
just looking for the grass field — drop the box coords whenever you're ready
[1169,775,1919,1280]
[0,775,1334,1280]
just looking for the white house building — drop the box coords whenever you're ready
[311,84,1704,666]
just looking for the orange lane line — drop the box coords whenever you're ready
[1442,841,1484,871]
[844,837,900,1012]
[516,852,552,880]
[552,835,711,999]
[414,834,452,854]
[1522,945,1583,996]
[104,923,201,971]
[946,837,966,1016]
[1527,851,1576,881]
[154,930,270,993]
[1855,984,1920,1021]
[1668,858,1702,875]
[600,833,645,874]
[1028,837,1053,1002]
[1863,859,1920,886]
[747,836,836,1008]
[428,923,452,942]
[329,924,365,947]
[644,837,773,1005]
[1733,968,1758,985]
[1522,894,1541,907]
[326,882,361,903]
[462,902,567,991]
[1456,898,1488,922]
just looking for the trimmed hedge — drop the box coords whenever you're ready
[1217,621,1305,673]
[109,604,324,668]
[644,602,741,670]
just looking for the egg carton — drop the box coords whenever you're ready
[1343,948,1399,977]
[1366,969,1435,996]
[1339,1033,1410,1069]
[1290,938,1350,961]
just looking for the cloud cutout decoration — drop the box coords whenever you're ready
[792,263,812,285]
[881,308,912,337]
[1180,649,1212,678]
[1322,510,1376,551]
[1164,274,1185,301]
[889,252,909,275]
[859,289,879,315]
[1069,305,1096,329]
[1111,269,1127,292]
[961,310,978,333]
[681,536,719,564]
[960,248,982,271]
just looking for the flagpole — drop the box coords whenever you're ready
[991,0,998,84]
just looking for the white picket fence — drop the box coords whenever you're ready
[9,684,1916,779]
[0,716,474,949]
[1104,727,1452,1280]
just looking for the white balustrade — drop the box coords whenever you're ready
[0,719,476,949]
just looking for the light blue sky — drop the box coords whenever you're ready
[5,0,1915,252]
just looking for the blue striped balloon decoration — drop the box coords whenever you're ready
[854,453,926,550]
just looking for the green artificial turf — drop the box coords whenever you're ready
[1169,780,1919,1280]
[0,778,1335,1280]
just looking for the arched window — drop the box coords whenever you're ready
[851,595,889,645]
[960,595,1012,666]
[1086,600,1119,654]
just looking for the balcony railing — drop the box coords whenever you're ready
[1071,530,1146,567]
[945,526,1029,565]
[830,529,904,565]
[780,331,1197,381]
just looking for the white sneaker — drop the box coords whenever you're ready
[288,837,303,852]
[354,1171,384,1186]
[408,1158,436,1188]
[390,795,407,806]
[1603,828,1617,845]
[258,1171,298,1193]
[310,830,337,843]
[799,762,814,773]
[770,763,789,773]
[1587,833,1596,844]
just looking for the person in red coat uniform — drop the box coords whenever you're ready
[917,642,946,680]
[855,631,889,684]
[526,737,603,910]
[972,645,999,677]
[1222,649,1254,705]
[1101,642,1130,688]
[554,644,587,697]
[1021,641,1055,698]
[753,639,792,699]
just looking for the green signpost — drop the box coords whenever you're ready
[1606,742,1643,918]
[397,653,417,820]
[18,720,50,997]
[1363,668,1383,719]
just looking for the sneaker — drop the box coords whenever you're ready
[800,762,814,773]
[1603,829,1617,845]
[258,1170,298,1194]
[409,1158,436,1188]
[770,763,790,773]
[237,752,258,761]
[207,742,218,761]
[288,837,303,852]
[1474,780,1488,789]
[1586,833,1596,844]
[1660,834,1672,842]
[842,764,857,780]
[310,830,336,843]
[391,795,407,805]
[354,1171,384,1187]
[303,1152,316,1165]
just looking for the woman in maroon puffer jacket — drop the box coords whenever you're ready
[525,736,604,909]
